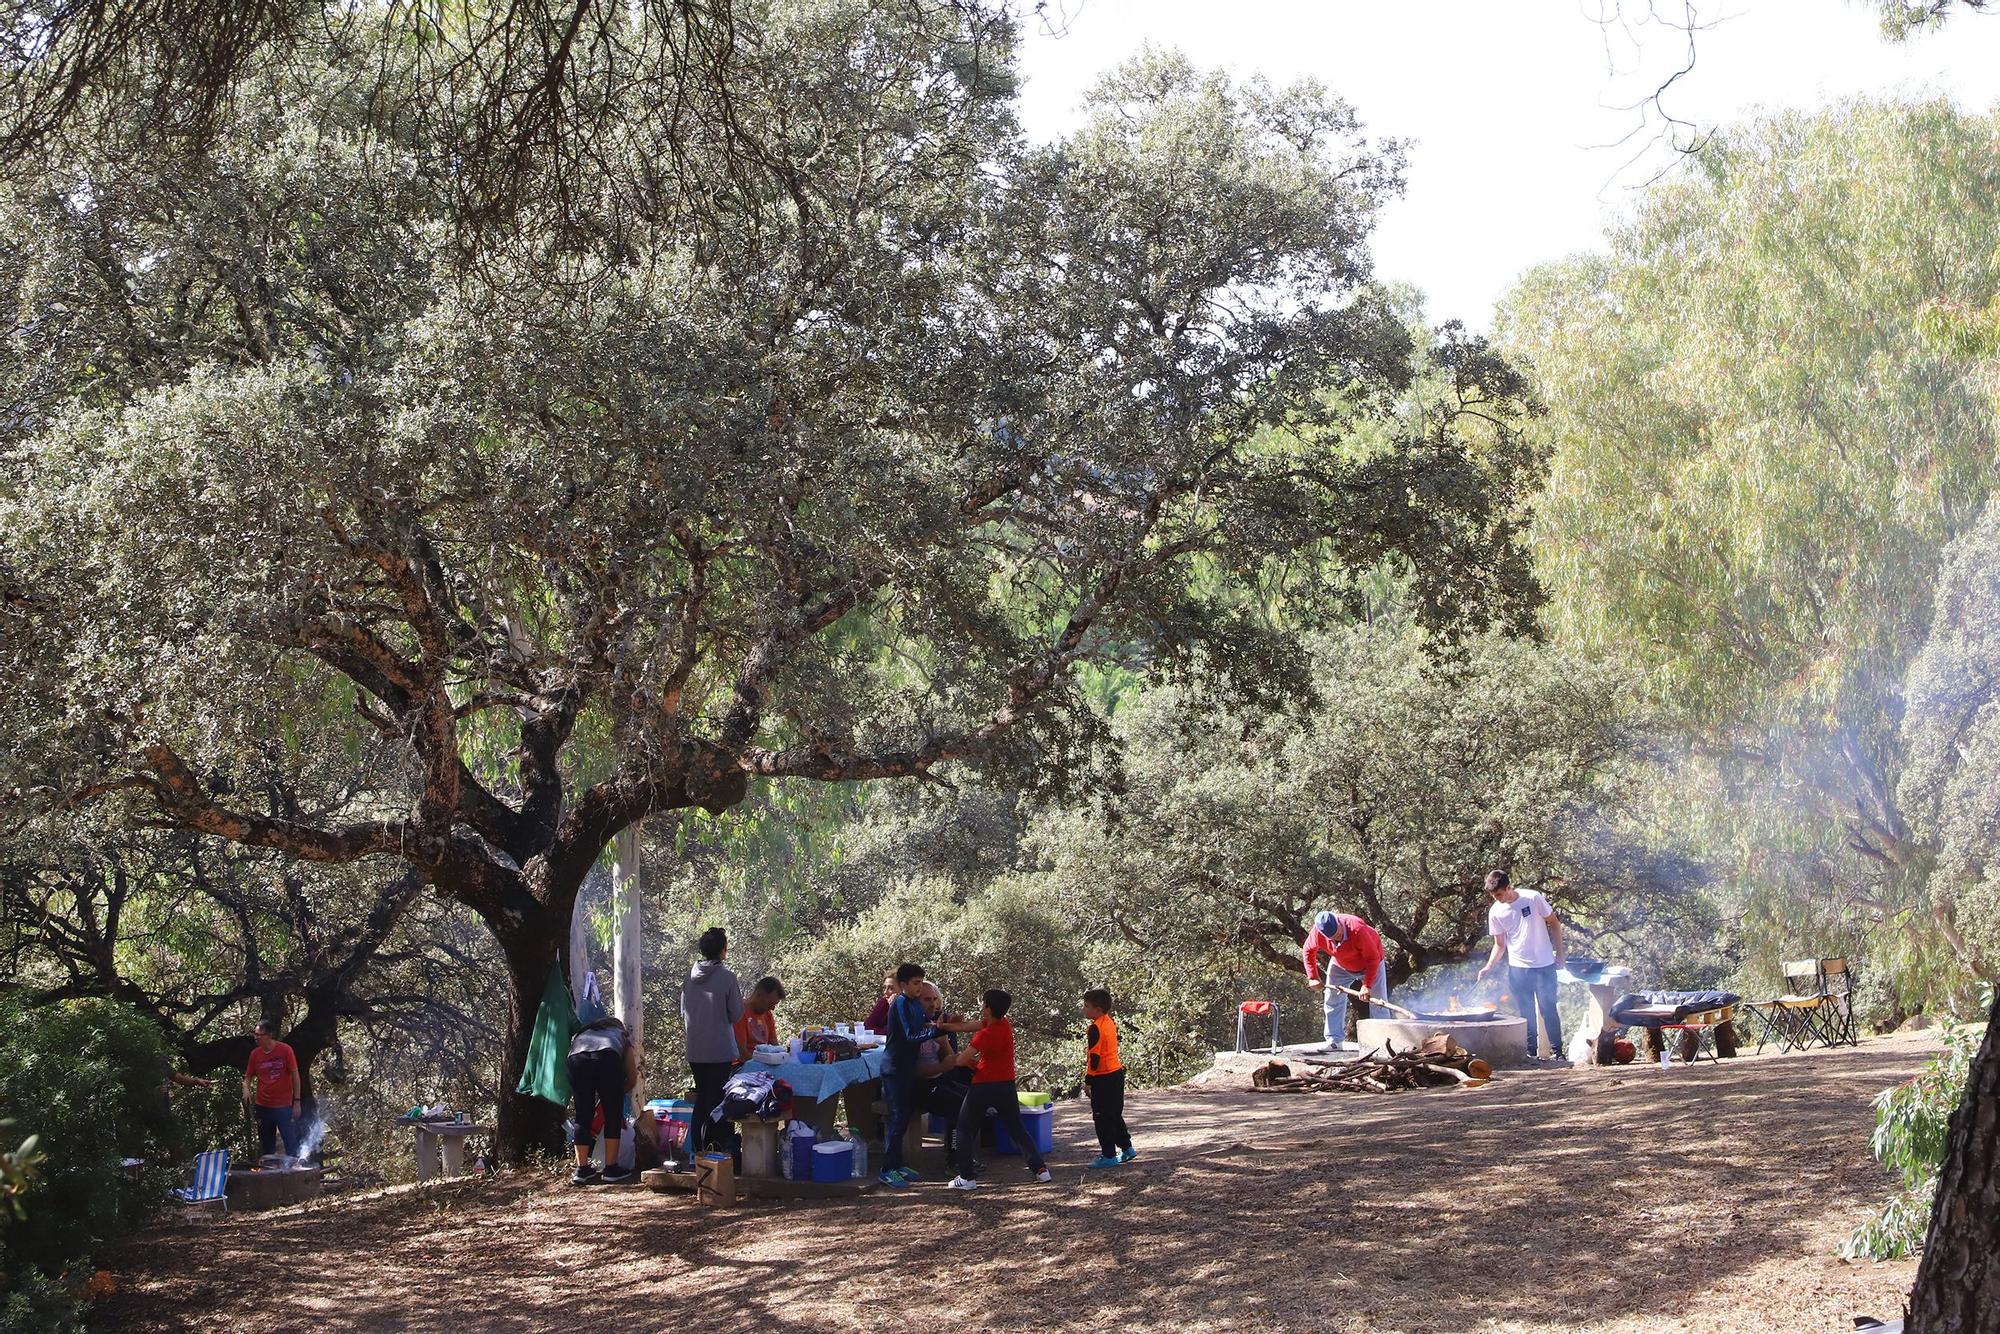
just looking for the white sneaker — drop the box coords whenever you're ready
[1032,1168,1053,1183]
[948,1176,979,1191]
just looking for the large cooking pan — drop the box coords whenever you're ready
[1329,984,1500,1023]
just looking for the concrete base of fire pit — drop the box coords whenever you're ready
[1357,1015,1531,1067]
[225,1166,324,1211]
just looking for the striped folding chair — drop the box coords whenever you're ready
[172,1149,230,1209]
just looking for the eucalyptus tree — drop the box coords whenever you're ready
[0,13,1539,1153]
[1500,100,2000,992]
[1889,500,2000,1332]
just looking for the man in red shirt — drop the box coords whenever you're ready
[947,989,1051,1191]
[1302,911,1389,1050]
[241,1019,304,1159]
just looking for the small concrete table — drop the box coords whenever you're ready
[403,1121,490,1180]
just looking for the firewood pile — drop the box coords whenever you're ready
[1249,1034,1493,1093]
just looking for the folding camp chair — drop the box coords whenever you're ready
[1235,1000,1280,1053]
[1751,959,1856,1052]
[1817,958,1859,1046]
[172,1149,229,1211]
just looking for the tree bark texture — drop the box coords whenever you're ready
[1906,987,2000,1333]
[494,921,568,1161]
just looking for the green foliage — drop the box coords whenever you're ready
[0,1268,85,1334]
[1841,996,1987,1259]
[774,877,1087,1090]
[0,999,186,1281]
[1503,99,2000,1007]
[0,1126,38,1222]
[1032,620,1695,986]
[1899,500,2000,983]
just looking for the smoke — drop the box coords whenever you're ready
[296,1105,331,1161]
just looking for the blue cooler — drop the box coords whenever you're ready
[992,1104,1054,1156]
[787,1125,819,1179]
[810,1141,854,1183]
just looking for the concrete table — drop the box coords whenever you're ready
[404,1121,490,1180]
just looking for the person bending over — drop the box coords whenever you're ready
[567,1015,641,1185]
[1302,910,1389,1050]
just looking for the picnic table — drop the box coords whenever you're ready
[708,1046,888,1179]
[770,1046,887,1140]
[401,1119,490,1180]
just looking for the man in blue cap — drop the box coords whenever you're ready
[1302,911,1388,1050]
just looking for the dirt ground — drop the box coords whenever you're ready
[98,1031,1939,1333]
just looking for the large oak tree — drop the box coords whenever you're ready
[0,9,1537,1154]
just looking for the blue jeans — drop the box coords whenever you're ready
[1508,963,1562,1057]
[881,1071,917,1172]
[255,1104,302,1158]
[1321,960,1389,1045]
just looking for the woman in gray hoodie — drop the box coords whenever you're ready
[679,926,743,1160]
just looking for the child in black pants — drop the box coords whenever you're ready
[948,989,1052,1191]
[1082,987,1135,1168]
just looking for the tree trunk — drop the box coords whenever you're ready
[494,925,568,1163]
[1906,987,2000,1333]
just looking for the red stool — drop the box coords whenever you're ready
[1236,1000,1280,1052]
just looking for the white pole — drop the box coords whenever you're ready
[612,826,645,1105]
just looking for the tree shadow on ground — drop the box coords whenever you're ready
[98,1040,1926,1333]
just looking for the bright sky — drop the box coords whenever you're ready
[1014,1,2000,331]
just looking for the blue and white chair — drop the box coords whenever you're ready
[172,1149,229,1208]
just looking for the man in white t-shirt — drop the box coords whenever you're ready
[1475,869,1566,1059]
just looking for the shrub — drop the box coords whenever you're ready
[0,1268,85,1334]
[774,875,1087,1089]
[0,998,187,1286]
[1840,991,1988,1260]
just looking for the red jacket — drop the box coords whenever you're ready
[1302,914,1384,985]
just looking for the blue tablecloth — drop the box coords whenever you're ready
[770,1046,885,1101]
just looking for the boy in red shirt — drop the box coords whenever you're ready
[948,989,1051,1191]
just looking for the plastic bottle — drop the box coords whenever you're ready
[849,1133,867,1179]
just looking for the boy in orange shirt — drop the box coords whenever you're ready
[947,989,1052,1191]
[733,975,784,1063]
[1082,987,1135,1169]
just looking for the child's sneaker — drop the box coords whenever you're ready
[602,1166,637,1185]
[1032,1167,1053,1183]
[948,1176,980,1191]
[1086,1154,1120,1169]
[1117,1147,1138,1164]
[877,1169,907,1189]
[569,1163,601,1186]
[893,1166,922,1183]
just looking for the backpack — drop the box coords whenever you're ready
[803,1031,861,1064]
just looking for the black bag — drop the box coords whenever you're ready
[803,1031,862,1064]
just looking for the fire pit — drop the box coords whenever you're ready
[225,1160,325,1211]
[1357,1012,1529,1067]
